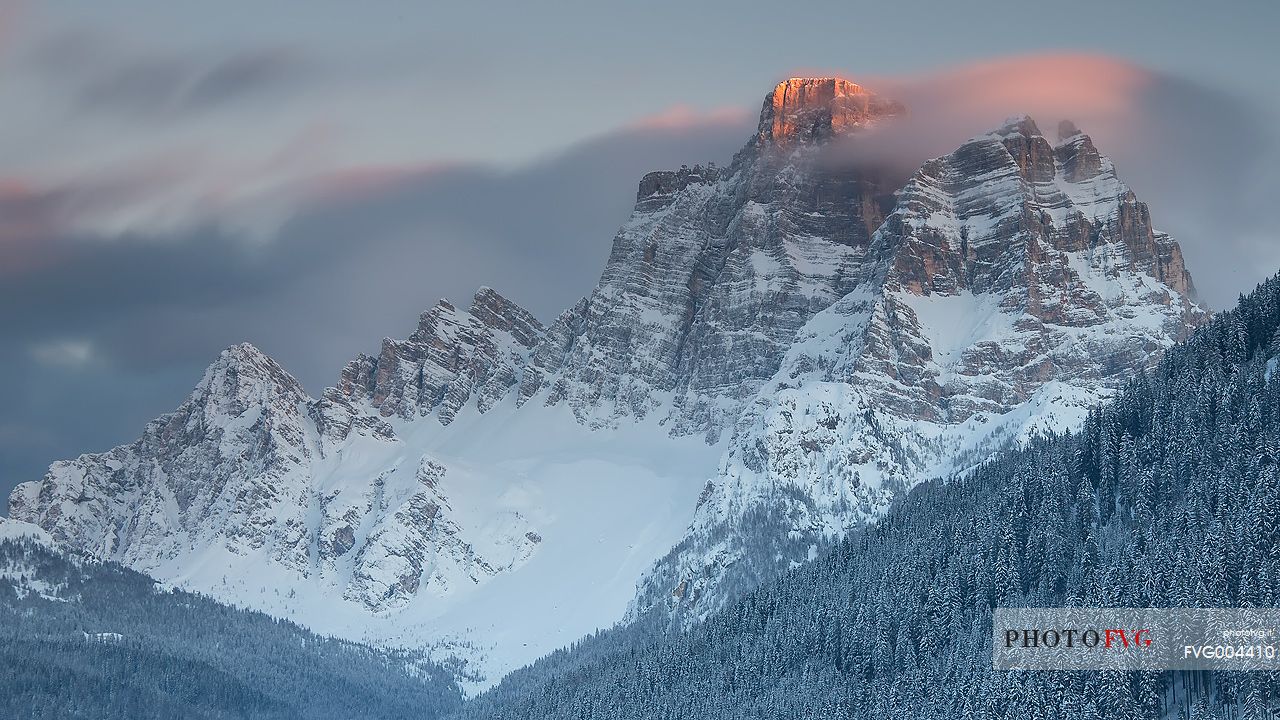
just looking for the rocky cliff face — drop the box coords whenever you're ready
[629,112,1204,623]
[519,78,905,441]
[8,76,1206,676]
[337,287,544,425]
[758,77,905,145]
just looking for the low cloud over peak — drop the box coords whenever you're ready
[0,52,1274,509]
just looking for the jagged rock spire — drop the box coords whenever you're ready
[756,77,904,145]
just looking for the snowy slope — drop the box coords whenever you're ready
[0,518,53,546]
[155,396,719,688]
[0,518,64,602]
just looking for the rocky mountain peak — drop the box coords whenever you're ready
[518,76,917,439]
[213,341,283,374]
[1057,119,1083,141]
[987,114,1057,182]
[468,286,544,347]
[995,113,1042,137]
[757,77,904,146]
[334,287,545,424]
[884,114,1199,302]
[979,116,1108,188]
[1053,122,1105,183]
[194,342,309,414]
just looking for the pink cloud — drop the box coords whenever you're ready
[870,53,1154,151]
[749,54,1170,190]
[625,54,1155,156]
[0,1,24,58]
[0,53,1240,293]
[0,178,63,275]
[627,104,752,132]
[606,54,1164,185]
[3,124,348,240]
[301,162,464,206]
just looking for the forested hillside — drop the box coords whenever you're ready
[456,274,1280,719]
[0,536,464,720]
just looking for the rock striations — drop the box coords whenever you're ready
[9,77,1205,671]
[519,78,907,440]
[336,287,544,425]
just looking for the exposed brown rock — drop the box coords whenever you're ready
[757,77,904,146]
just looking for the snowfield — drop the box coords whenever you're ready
[153,396,721,689]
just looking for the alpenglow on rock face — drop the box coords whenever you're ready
[9,77,1204,677]
[758,77,906,145]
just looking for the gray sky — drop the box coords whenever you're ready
[2,0,1278,504]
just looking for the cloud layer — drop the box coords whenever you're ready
[1,53,1275,505]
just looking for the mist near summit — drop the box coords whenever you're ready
[0,46,1274,506]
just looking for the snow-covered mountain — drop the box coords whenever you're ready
[8,77,1203,683]
[629,112,1202,621]
[7,335,542,614]
[7,288,723,686]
